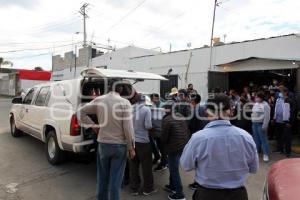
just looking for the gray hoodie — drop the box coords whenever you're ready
[251,101,271,130]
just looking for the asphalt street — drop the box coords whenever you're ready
[0,99,297,200]
[0,99,10,135]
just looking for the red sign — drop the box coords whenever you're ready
[19,70,51,81]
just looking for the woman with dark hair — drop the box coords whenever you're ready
[235,93,252,133]
[251,91,271,162]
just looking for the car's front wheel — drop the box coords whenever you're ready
[45,130,65,165]
[10,116,22,137]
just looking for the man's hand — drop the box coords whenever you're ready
[286,123,292,128]
[92,127,100,134]
[128,147,136,160]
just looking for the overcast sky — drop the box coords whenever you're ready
[0,0,299,70]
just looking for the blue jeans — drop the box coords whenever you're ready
[168,152,185,198]
[97,143,127,200]
[252,123,269,155]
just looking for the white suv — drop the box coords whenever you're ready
[9,68,166,165]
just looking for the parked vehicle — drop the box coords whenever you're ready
[263,158,300,200]
[9,68,166,165]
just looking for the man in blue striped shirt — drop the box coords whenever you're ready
[180,94,259,200]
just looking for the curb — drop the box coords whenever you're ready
[0,99,11,102]
[0,128,9,135]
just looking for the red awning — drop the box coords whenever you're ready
[19,70,51,81]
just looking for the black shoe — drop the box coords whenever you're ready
[154,164,167,172]
[188,182,200,190]
[168,193,186,200]
[164,185,176,193]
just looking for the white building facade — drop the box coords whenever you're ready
[52,34,300,101]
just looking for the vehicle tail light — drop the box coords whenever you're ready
[70,114,81,136]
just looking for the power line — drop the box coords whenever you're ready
[30,21,80,36]
[5,53,52,60]
[19,14,80,36]
[91,35,132,46]
[140,8,190,41]
[0,39,77,46]
[26,13,79,31]
[31,18,79,32]
[100,0,147,35]
[0,42,82,54]
[4,47,76,60]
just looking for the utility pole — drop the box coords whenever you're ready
[79,3,89,47]
[74,45,77,78]
[209,0,218,71]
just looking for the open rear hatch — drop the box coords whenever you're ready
[81,68,168,81]
[80,68,167,144]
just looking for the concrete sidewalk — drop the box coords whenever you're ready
[0,96,12,101]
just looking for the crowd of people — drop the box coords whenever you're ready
[215,81,298,161]
[78,80,298,200]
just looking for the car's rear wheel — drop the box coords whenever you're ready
[45,130,65,165]
[10,116,22,137]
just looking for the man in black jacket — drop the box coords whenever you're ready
[162,101,190,200]
[177,89,191,119]
[189,94,208,134]
[273,87,295,157]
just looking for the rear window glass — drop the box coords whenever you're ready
[35,86,50,106]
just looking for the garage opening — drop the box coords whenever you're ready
[160,74,178,99]
[228,69,297,93]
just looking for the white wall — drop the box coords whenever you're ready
[125,50,210,100]
[54,34,300,101]
[91,46,159,68]
[125,34,300,100]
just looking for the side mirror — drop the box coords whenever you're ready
[12,96,23,104]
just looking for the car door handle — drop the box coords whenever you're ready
[25,109,29,113]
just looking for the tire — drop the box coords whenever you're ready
[45,130,65,165]
[10,116,22,137]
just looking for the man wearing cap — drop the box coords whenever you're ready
[180,94,259,200]
[169,87,179,102]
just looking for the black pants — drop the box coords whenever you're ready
[150,136,160,160]
[129,142,154,192]
[193,185,248,200]
[275,123,292,155]
[150,136,167,166]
